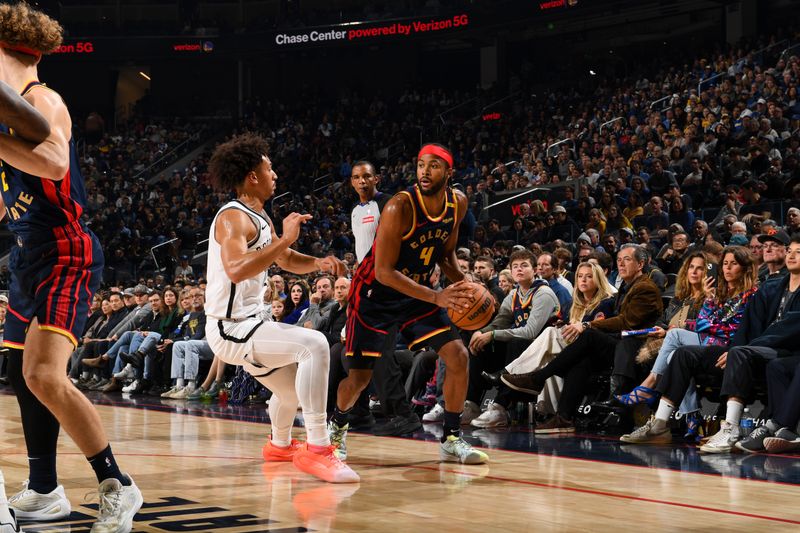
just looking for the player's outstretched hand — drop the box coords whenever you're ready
[435,280,474,311]
[318,255,346,277]
[282,213,312,244]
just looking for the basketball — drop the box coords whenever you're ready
[447,282,494,331]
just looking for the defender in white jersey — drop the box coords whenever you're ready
[204,133,358,483]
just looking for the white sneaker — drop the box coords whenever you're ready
[114,365,136,381]
[90,475,143,533]
[8,481,71,521]
[461,401,482,426]
[121,380,139,394]
[439,435,489,464]
[0,471,22,533]
[171,385,194,400]
[0,510,20,533]
[160,386,182,399]
[700,421,741,454]
[470,403,509,428]
[422,403,445,423]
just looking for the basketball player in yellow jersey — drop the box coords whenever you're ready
[331,143,489,464]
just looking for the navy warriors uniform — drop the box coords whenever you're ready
[346,184,460,368]
[1,81,103,348]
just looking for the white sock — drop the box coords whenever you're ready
[654,400,674,425]
[176,378,185,388]
[186,380,196,390]
[725,400,744,426]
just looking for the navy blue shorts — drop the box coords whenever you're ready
[344,296,459,370]
[4,222,104,348]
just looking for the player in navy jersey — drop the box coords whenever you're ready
[349,160,422,436]
[329,143,489,464]
[0,4,141,532]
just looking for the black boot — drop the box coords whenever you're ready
[121,351,145,369]
[594,374,630,410]
[481,370,504,386]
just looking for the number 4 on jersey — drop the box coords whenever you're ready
[419,246,434,266]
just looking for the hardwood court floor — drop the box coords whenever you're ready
[1,390,800,532]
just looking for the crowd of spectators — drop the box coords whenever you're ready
[3,24,799,454]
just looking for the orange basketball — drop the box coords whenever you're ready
[447,282,494,331]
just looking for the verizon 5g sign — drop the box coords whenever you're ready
[275,13,469,47]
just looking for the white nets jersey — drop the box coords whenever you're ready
[205,200,272,321]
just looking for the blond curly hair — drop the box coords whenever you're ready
[0,2,63,55]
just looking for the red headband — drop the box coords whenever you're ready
[418,144,453,168]
[0,42,42,60]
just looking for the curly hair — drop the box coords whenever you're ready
[0,2,63,56]
[208,132,271,191]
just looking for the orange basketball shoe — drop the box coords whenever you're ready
[262,439,303,462]
[292,443,360,483]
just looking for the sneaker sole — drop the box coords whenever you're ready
[439,449,489,465]
[292,453,360,483]
[619,434,672,444]
[470,419,508,428]
[763,437,800,454]
[734,441,765,454]
[13,502,71,521]
[699,444,734,453]
[534,427,576,435]
[500,376,541,395]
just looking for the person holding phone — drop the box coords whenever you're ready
[620,246,759,445]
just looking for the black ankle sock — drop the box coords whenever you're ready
[87,445,129,486]
[332,407,351,427]
[28,453,57,494]
[441,410,461,442]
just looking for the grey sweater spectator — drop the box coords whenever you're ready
[302,275,337,330]
[108,285,153,339]
[479,282,560,343]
